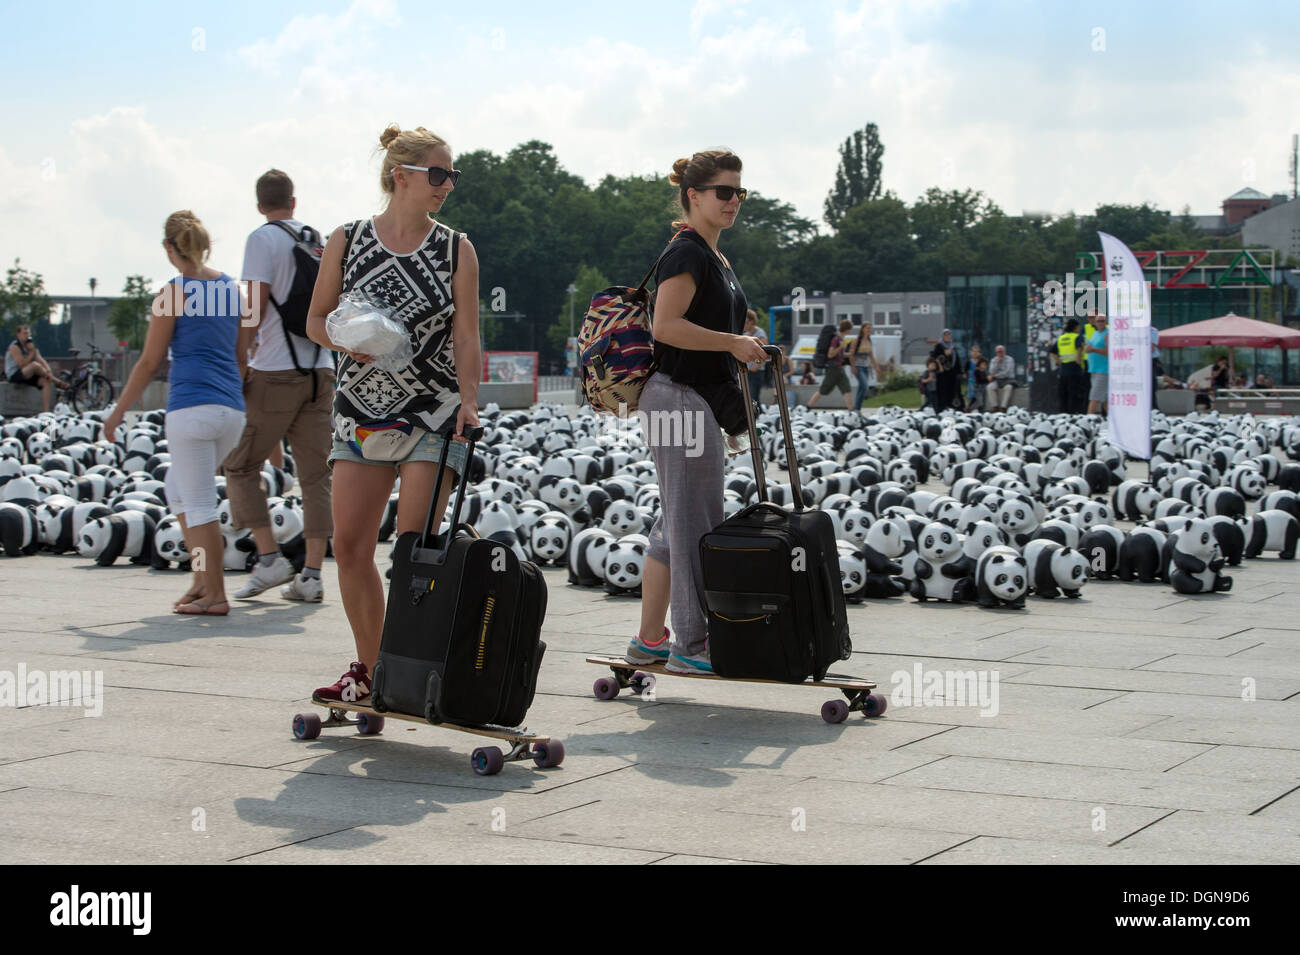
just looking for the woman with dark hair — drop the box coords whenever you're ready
[930,329,960,410]
[303,123,482,702]
[623,149,766,675]
[848,319,880,409]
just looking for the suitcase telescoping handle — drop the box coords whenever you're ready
[413,423,485,565]
[735,344,805,513]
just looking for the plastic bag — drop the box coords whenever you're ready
[325,292,413,373]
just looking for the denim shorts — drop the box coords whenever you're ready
[328,428,470,474]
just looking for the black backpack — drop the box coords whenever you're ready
[263,220,323,373]
[812,325,836,370]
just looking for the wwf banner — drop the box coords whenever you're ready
[1098,231,1152,459]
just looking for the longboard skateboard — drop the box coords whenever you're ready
[585,655,886,722]
[291,697,565,776]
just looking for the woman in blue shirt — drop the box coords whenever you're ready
[104,211,247,615]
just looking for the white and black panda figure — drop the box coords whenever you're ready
[0,502,38,556]
[1166,519,1232,594]
[600,499,643,538]
[974,546,1029,609]
[1226,466,1267,502]
[1203,487,1246,520]
[1206,515,1247,566]
[1033,519,1081,550]
[1258,490,1300,523]
[1079,525,1124,580]
[1023,540,1088,599]
[995,497,1038,549]
[836,541,872,603]
[603,534,649,596]
[1243,509,1299,560]
[949,520,1003,601]
[222,527,255,571]
[1154,498,1202,520]
[78,511,157,566]
[568,527,614,586]
[909,522,965,602]
[1112,480,1160,522]
[527,513,574,567]
[150,514,191,570]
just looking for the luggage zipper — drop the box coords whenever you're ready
[713,613,773,624]
[475,594,496,670]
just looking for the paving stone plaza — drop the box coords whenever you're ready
[2,408,1297,867]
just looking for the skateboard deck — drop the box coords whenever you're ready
[290,697,564,776]
[585,655,886,722]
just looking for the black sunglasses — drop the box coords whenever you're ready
[397,164,462,187]
[694,185,747,202]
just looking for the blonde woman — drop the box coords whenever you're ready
[304,124,481,702]
[103,211,247,615]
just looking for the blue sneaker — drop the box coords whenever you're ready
[626,626,671,665]
[666,651,713,675]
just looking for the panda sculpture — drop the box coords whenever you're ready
[1243,509,1299,560]
[974,545,1029,609]
[1165,519,1231,594]
[78,511,157,566]
[1023,539,1088,598]
[0,502,38,556]
[909,522,966,602]
[603,534,649,596]
[568,527,614,586]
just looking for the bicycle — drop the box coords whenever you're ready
[64,344,116,413]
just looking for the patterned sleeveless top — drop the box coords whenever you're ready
[333,216,462,444]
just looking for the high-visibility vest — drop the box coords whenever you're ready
[1081,323,1097,368]
[1057,333,1081,362]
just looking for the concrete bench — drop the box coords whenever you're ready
[1156,389,1196,415]
[0,381,44,418]
[478,382,534,409]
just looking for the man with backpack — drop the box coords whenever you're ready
[224,169,334,602]
[806,319,854,410]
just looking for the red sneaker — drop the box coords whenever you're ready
[313,661,371,703]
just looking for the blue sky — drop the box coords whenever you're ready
[3,0,1299,294]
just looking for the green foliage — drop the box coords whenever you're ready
[0,259,53,338]
[881,368,918,392]
[824,123,885,229]
[548,264,611,356]
[108,275,153,349]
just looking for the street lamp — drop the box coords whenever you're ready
[88,277,97,347]
[567,282,577,376]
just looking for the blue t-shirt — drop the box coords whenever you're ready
[1087,330,1108,375]
[167,274,245,413]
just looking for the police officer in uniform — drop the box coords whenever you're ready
[1053,318,1087,414]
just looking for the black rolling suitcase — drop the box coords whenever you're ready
[371,426,547,727]
[699,347,850,682]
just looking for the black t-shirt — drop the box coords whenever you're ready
[653,230,747,387]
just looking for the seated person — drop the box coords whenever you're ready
[799,362,816,385]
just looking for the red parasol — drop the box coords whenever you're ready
[1158,313,1300,349]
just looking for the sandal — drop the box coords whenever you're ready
[176,599,230,616]
[173,586,206,609]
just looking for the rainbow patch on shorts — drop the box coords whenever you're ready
[348,420,413,457]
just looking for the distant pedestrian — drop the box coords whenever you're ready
[849,319,881,409]
[807,319,855,410]
[103,210,247,616]
[1084,313,1109,415]
[930,329,960,410]
[987,345,1016,411]
[742,309,768,404]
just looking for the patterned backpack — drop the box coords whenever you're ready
[578,231,685,415]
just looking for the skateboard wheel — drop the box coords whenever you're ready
[593,677,620,701]
[532,739,565,769]
[471,746,506,776]
[292,713,322,740]
[356,713,385,736]
[821,700,849,724]
[631,673,656,695]
[861,693,888,717]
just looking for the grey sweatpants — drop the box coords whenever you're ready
[641,374,724,657]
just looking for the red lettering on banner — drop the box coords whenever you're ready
[1112,318,1131,330]
[1114,348,1134,360]
[1162,250,1210,289]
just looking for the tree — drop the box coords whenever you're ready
[824,123,885,229]
[0,259,53,338]
[546,264,610,358]
[108,275,153,349]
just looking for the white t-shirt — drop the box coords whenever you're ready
[241,218,333,372]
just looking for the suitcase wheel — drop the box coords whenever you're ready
[292,713,322,740]
[356,713,385,736]
[593,677,621,701]
[471,746,505,776]
[821,700,849,724]
[531,739,565,769]
[861,693,888,718]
